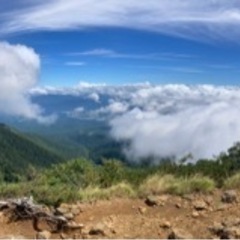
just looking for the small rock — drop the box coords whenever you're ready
[36,231,51,240]
[160,221,171,229]
[56,207,69,215]
[209,222,224,236]
[215,204,227,212]
[193,200,208,211]
[89,223,107,236]
[168,228,193,239]
[138,207,147,214]
[64,213,74,220]
[211,226,240,239]
[145,196,159,207]
[158,195,169,202]
[221,190,238,204]
[222,218,240,227]
[224,227,240,239]
[192,211,200,218]
[175,203,181,209]
[183,195,195,201]
[60,233,67,239]
[204,196,213,206]
[67,222,84,230]
[71,208,80,216]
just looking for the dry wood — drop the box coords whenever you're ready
[0,197,83,233]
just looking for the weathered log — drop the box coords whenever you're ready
[0,197,83,234]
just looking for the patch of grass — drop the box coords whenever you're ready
[170,175,215,195]
[79,182,136,202]
[139,174,215,196]
[224,173,240,189]
[0,183,30,198]
[139,174,176,196]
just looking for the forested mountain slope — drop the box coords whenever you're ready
[0,123,63,180]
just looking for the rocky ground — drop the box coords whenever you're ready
[0,190,240,239]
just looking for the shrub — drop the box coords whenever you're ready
[37,158,100,188]
[32,184,79,206]
[139,174,176,196]
[170,175,215,195]
[79,182,136,202]
[224,173,240,189]
[99,159,126,187]
[139,174,215,196]
[0,183,30,198]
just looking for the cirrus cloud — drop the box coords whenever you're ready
[3,0,240,41]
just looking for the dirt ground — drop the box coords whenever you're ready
[0,190,239,239]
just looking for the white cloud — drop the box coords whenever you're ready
[96,100,129,116]
[109,84,240,161]
[65,61,86,66]
[88,93,100,102]
[0,41,55,123]
[31,82,240,161]
[3,0,240,41]
[69,48,193,60]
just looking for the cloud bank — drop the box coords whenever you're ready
[0,42,55,123]
[3,0,240,41]
[32,83,240,161]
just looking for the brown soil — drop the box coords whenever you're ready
[0,190,239,239]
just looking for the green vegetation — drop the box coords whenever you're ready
[2,123,240,205]
[78,183,136,202]
[139,174,215,196]
[224,173,240,189]
[0,124,63,182]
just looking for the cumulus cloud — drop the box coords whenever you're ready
[109,84,240,161]
[3,0,240,41]
[88,93,100,102]
[0,41,55,123]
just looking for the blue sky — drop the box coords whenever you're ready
[1,0,240,86]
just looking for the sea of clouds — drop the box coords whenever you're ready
[32,83,240,161]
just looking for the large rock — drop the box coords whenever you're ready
[221,190,238,203]
[36,231,51,240]
[168,228,193,239]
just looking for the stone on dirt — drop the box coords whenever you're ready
[36,230,51,240]
[221,190,238,203]
[138,207,147,214]
[159,221,171,229]
[193,200,208,211]
[168,228,193,239]
[89,223,107,236]
[145,196,159,207]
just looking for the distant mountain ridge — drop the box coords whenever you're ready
[0,123,63,181]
